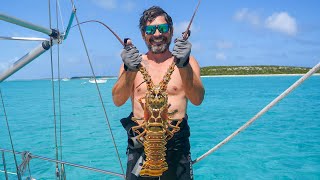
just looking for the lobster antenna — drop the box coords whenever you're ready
[72,20,125,46]
[183,0,202,40]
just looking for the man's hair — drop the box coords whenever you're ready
[139,6,173,33]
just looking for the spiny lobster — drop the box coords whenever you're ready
[131,61,183,177]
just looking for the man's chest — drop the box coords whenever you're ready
[134,70,183,97]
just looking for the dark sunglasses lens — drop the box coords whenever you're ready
[145,25,156,35]
[158,24,169,33]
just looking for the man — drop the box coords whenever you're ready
[112,6,205,180]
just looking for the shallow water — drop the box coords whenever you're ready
[0,75,319,179]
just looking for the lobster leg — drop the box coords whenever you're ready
[135,130,146,143]
[165,129,174,140]
[168,118,182,127]
[132,117,143,122]
[138,97,145,109]
[166,118,183,137]
[131,122,146,134]
[167,109,178,118]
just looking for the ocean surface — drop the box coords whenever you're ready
[0,75,319,180]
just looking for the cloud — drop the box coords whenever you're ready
[216,41,233,49]
[215,52,226,60]
[265,12,297,36]
[234,9,298,36]
[92,0,117,10]
[234,8,260,26]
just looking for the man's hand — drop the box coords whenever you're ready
[121,39,142,71]
[172,37,192,68]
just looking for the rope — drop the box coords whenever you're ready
[192,62,320,164]
[18,151,32,176]
[27,164,32,180]
[70,0,125,177]
[0,88,22,180]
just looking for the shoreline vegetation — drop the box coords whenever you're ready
[70,76,115,79]
[71,66,320,79]
[70,65,319,79]
[7,66,318,81]
[200,65,319,76]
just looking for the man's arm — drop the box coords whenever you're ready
[112,39,141,106]
[178,56,205,105]
[112,64,137,106]
[172,37,204,105]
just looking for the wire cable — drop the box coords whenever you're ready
[48,0,61,179]
[55,0,64,179]
[0,88,22,180]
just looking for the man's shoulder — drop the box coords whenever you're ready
[189,55,200,66]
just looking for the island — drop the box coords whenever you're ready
[200,65,319,76]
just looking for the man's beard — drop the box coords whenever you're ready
[147,36,171,54]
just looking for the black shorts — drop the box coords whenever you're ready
[121,113,193,180]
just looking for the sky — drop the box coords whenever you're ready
[0,0,320,80]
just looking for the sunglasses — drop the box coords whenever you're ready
[145,24,170,35]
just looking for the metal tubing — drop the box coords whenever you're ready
[63,6,76,40]
[0,36,49,41]
[0,41,51,82]
[0,13,53,36]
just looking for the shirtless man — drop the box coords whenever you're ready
[112,6,204,180]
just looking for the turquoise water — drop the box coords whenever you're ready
[0,76,319,179]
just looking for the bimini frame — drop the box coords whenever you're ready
[0,7,75,82]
